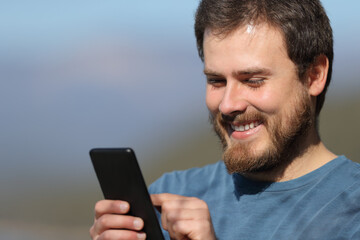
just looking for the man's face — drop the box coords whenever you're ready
[203,24,313,174]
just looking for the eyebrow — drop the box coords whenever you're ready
[203,69,223,77]
[232,67,272,77]
[203,67,272,77]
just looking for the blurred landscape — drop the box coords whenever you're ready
[1,1,359,239]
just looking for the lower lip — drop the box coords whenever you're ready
[230,124,263,140]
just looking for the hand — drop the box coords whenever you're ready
[89,200,146,240]
[151,193,216,240]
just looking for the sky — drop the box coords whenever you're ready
[0,0,359,195]
[0,2,359,239]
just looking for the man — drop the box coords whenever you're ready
[90,0,360,239]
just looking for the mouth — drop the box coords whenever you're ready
[227,120,263,141]
[231,120,261,132]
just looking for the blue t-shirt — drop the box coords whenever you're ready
[149,156,360,239]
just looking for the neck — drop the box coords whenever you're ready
[243,127,337,182]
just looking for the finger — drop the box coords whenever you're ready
[170,219,214,240]
[165,208,210,223]
[95,200,130,219]
[89,224,98,239]
[94,214,144,234]
[98,229,146,240]
[161,208,210,236]
[151,194,206,209]
[173,219,210,235]
[151,193,184,208]
[167,219,193,240]
[161,198,208,213]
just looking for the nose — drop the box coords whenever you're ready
[219,82,249,116]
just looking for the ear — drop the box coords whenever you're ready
[307,55,329,97]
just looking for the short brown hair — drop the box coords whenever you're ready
[195,0,333,116]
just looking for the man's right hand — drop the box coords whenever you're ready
[90,200,146,240]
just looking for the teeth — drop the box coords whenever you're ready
[231,121,260,132]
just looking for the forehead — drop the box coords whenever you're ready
[204,23,288,54]
[203,23,291,72]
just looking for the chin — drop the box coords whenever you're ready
[222,141,282,174]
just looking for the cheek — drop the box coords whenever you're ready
[250,91,284,114]
[205,88,222,113]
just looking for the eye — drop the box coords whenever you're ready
[207,78,226,88]
[244,78,265,88]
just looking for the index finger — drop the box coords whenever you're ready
[150,193,187,207]
[94,199,130,219]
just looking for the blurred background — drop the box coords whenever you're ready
[0,1,359,239]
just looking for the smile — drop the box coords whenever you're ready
[231,121,261,132]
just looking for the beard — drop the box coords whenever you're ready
[210,88,313,175]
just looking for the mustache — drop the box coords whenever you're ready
[211,111,268,125]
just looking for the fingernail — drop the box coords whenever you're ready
[133,219,143,229]
[120,203,128,212]
[137,232,146,239]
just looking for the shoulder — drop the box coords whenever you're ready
[330,156,360,181]
[316,156,360,197]
[333,156,360,201]
[318,156,360,213]
[301,157,360,238]
[148,161,228,196]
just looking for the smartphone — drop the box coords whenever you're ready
[90,148,164,240]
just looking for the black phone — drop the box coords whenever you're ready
[90,148,164,240]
